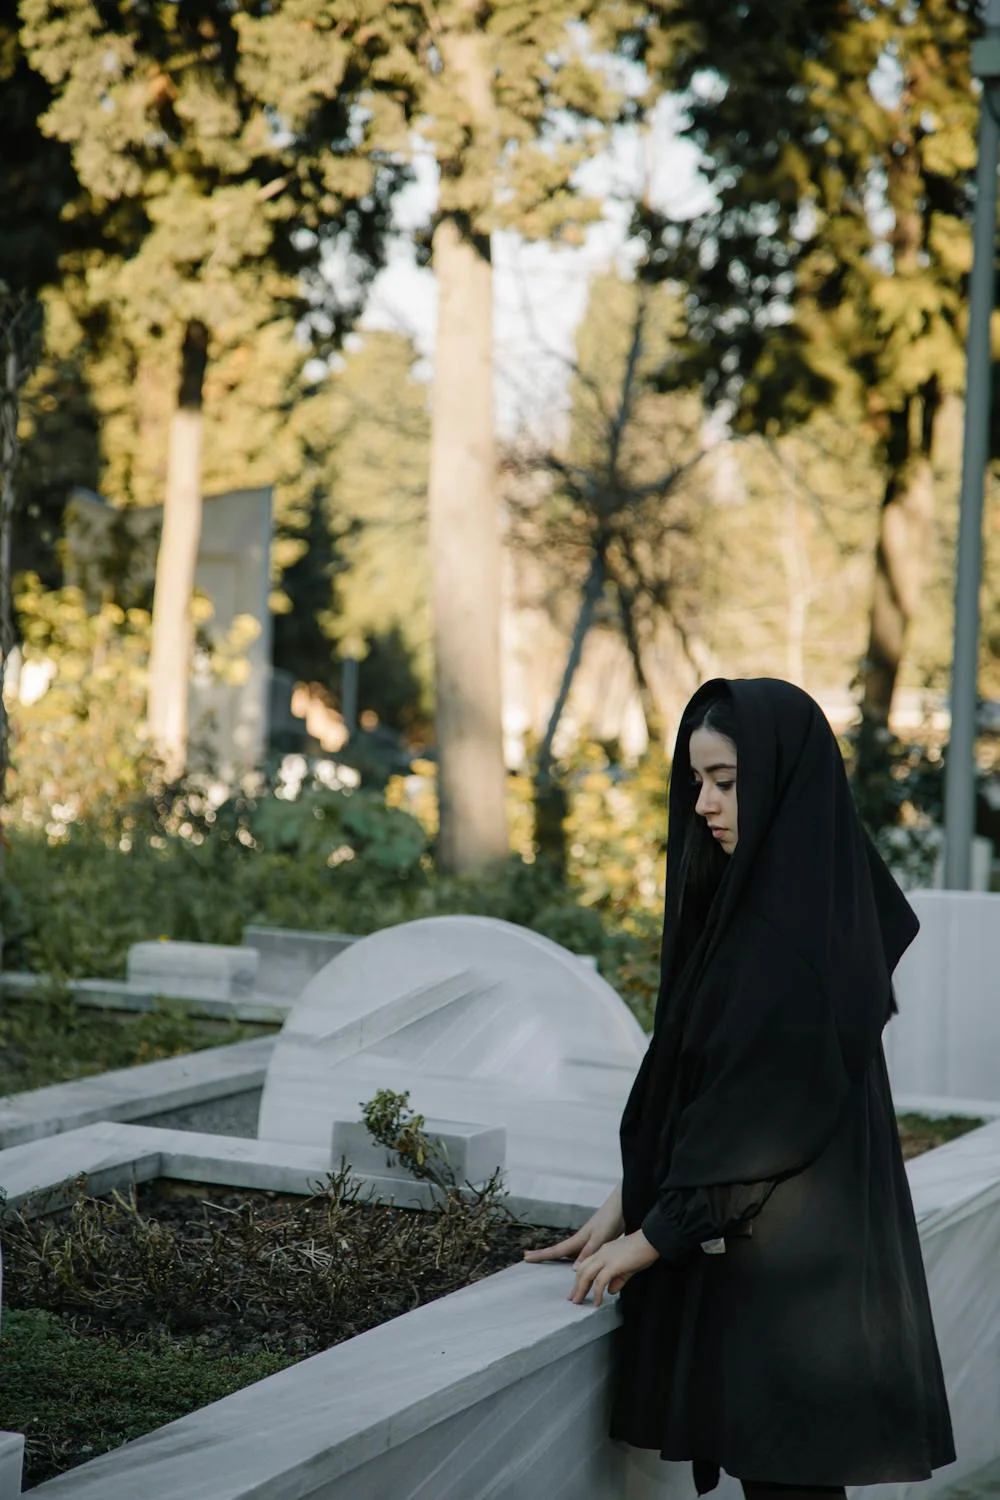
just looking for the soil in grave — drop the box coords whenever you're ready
[0,1172,554,1490]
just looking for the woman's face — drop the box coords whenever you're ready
[689,726,738,855]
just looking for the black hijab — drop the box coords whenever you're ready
[622,678,919,1201]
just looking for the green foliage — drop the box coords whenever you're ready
[8,574,154,832]
[637,0,979,431]
[3,758,666,1026]
[0,990,266,1096]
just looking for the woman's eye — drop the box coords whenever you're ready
[716,781,734,793]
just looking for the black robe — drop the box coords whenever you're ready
[612,678,955,1489]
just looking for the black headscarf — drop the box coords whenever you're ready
[621,678,919,1204]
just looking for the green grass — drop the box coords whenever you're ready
[0,990,274,1097]
[896,1112,986,1160]
[0,1308,293,1489]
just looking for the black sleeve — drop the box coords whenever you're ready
[641,1180,774,1261]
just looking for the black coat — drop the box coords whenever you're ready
[612,679,955,1489]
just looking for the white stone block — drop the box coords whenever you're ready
[331,1118,506,1185]
[127,941,258,1000]
[0,1431,23,1500]
[243,925,357,1000]
[888,891,1000,1103]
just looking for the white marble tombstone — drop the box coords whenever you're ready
[65,485,273,775]
[888,889,1000,1103]
[257,915,648,1187]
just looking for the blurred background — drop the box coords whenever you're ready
[2,0,1000,1024]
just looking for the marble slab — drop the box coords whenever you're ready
[0,971,292,1023]
[128,941,259,1001]
[889,891,1000,1103]
[0,1432,24,1500]
[0,1037,274,1149]
[257,915,647,1186]
[241,925,358,1000]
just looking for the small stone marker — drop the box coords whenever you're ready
[128,941,259,1001]
[331,1118,506,1186]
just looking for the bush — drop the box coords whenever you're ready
[2,756,666,1025]
[0,990,267,1095]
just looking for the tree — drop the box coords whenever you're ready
[635,0,983,777]
[505,270,708,858]
[0,288,42,969]
[237,0,634,871]
[19,0,401,778]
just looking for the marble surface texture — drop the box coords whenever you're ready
[257,915,647,1187]
[241,924,357,1000]
[0,1434,23,1500]
[128,941,259,1000]
[889,891,1000,1103]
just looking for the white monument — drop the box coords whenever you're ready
[65,485,276,775]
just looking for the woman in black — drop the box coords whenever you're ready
[526,678,955,1499]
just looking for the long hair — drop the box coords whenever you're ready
[672,691,737,968]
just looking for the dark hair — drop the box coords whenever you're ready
[673,692,738,965]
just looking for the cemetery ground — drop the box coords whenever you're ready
[0,1051,982,1488]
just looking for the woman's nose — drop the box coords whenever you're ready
[695,783,717,818]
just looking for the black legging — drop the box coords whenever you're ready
[741,1486,846,1500]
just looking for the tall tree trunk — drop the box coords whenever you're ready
[779,449,810,687]
[147,318,209,782]
[533,548,606,873]
[0,321,20,975]
[615,575,664,747]
[859,388,938,731]
[537,549,607,785]
[427,24,508,875]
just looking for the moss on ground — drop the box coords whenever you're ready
[0,1307,292,1488]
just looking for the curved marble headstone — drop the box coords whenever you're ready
[257,916,647,1184]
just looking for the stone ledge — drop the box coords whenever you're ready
[128,941,259,1000]
[0,1038,275,1150]
[28,1261,620,1499]
[0,971,291,1024]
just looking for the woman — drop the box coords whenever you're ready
[526,678,955,1498]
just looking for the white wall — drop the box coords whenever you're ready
[887,891,1000,1104]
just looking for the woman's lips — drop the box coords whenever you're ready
[711,828,728,840]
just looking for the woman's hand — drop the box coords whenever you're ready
[568,1229,659,1307]
[523,1184,625,1268]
